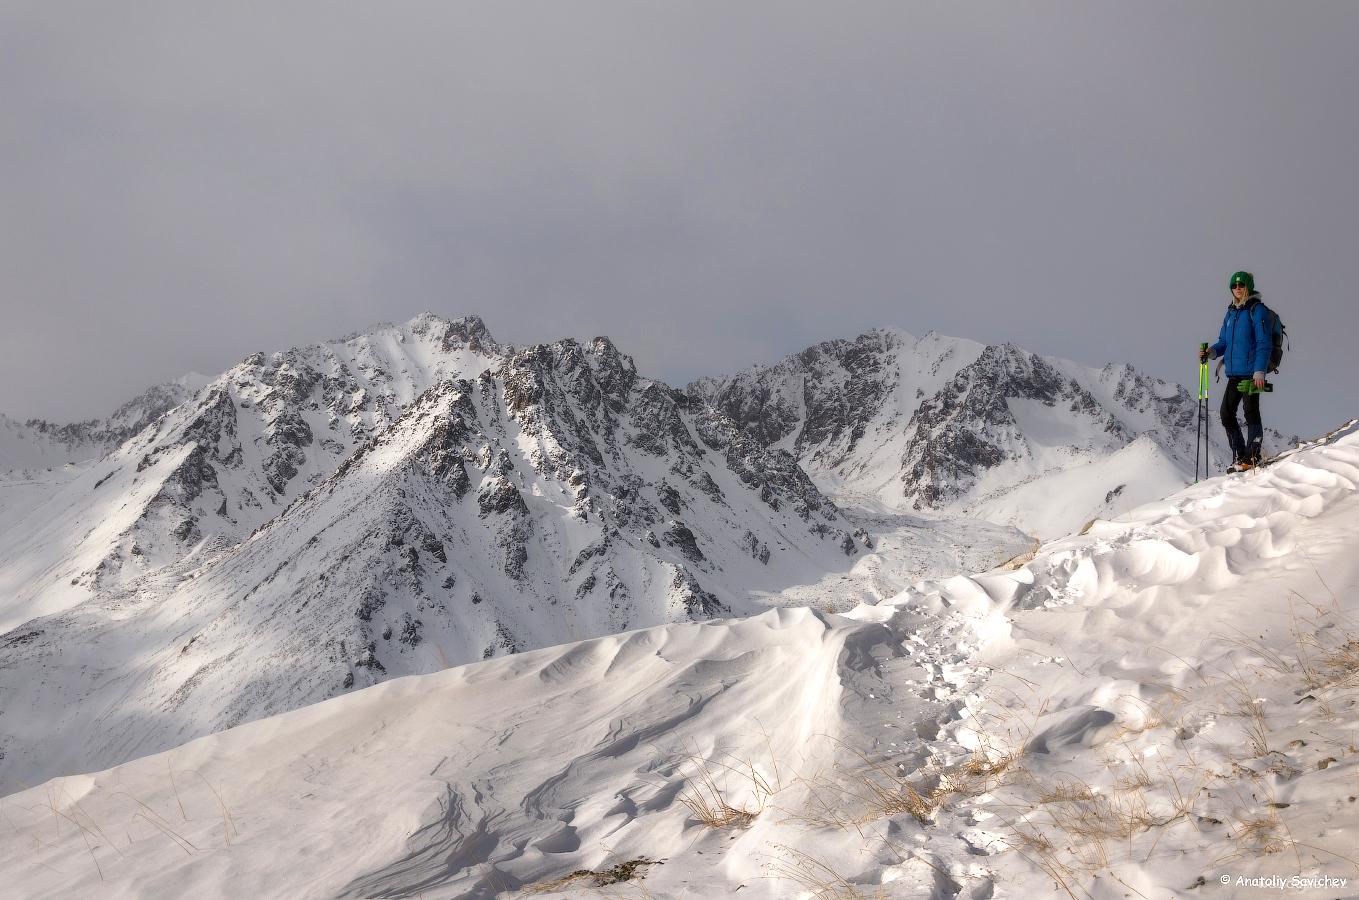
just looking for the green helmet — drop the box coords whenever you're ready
[1229,270,1255,292]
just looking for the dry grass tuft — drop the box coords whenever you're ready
[797,736,1021,832]
[1224,668,1272,758]
[766,843,882,900]
[526,856,664,893]
[1231,810,1290,855]
[675,748,783,829]
[1318,638,1359,689]
[1035,778,1097,806]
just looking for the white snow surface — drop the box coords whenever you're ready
[5,420,1358,899]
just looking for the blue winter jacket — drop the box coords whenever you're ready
[1209,293,1272,378]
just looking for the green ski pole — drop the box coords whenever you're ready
[1196,344,1209,482]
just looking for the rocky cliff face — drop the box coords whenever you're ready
[895,343,1131,508]
[0,324,860,787]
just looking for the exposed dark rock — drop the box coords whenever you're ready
[500,521,531,579]
[670,570,725,618]
[399,615,423,647]
[689,471,724,502]
[663,524,705,563]
[656,481,684,516]
[478,476,528,517]
[164,444,219,503]
[171,517,200,544]
[420,533,447,564]
[356,588,386,622]
[569,538,611,577]
[436,314,499,356]
[630,383,697,456]
[576,573,598,598]
[354,642,386,673]
[741,531,771,565]
[263,445,306,495]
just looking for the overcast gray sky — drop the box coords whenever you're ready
[2,2,1355,439]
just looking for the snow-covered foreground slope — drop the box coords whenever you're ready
[693,329,1291,539]
[5,420,1358,898]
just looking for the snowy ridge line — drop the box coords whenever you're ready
[855,417,1359,625]
[0,374,210,472]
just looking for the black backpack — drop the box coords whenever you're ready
[1254,302,1288,373]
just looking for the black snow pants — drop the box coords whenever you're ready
[1220,378,1264,462]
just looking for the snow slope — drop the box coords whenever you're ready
[4,420,1356,898]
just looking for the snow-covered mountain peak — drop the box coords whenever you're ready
[0,313,516,628]
[690,327,1266,537]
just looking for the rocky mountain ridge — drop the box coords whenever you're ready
[0,374,210,470]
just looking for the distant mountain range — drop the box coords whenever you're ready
[0,372,209,469]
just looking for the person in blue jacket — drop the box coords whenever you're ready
[1199,270,1270,471]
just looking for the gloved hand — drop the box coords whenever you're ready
[1198,347,1213,363]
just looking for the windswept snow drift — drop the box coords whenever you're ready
[4,420,1358,898]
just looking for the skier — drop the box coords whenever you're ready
[1198,271,1271,472]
